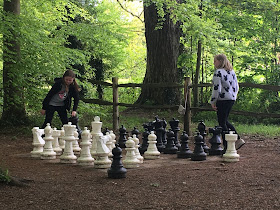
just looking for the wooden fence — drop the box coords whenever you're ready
[81,77,280,135]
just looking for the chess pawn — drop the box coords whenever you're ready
[73,129,81,155]
[144,131,160,160]
[41,123,56,159]
[123,137,140,168]
[91,116,103,159]
[163,129,178,154]
[94,135,112,169]
[177,131,192,158]
[60,122,77,164]
[223,131,240,162]
[132,134,144,163]
[191,133,207,161]
[139,128,149,155]
[105,132,113,157]
[59,127,65,150]
[109,130,116,149]
[107,144,127,179]
[52,128,62,156]
[31,127,45,158]
[77,127,94,166]
[208,126,223,156]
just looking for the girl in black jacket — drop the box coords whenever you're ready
[40,69,80,129]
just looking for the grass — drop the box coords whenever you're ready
[0,168,11,184]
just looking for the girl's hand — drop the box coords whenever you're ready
[40,109,46,115]
[71,111,77,117]
[211,103,217,111]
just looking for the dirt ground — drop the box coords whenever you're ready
[0,130,280,210]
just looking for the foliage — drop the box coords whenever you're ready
[0,167,11,183]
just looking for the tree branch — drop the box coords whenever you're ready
[116,0,144,23]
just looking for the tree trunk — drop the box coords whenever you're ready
[136,1,181,105]
[193,40,202,108]
[1,0,28,126]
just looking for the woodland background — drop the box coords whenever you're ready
[0,0,280,133]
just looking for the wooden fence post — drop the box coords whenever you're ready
[112,77,119,132]
[184,77,192,136]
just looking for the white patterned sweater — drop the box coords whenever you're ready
[210,68,239,105]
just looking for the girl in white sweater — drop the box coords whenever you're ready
[210,54,245,151]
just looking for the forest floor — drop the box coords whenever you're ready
[1,131,280,209]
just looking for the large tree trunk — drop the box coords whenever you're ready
[136,1,181,105]
[1,0,28,125]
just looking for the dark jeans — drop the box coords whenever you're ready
[216,100,239,150]
[41,105,68,129]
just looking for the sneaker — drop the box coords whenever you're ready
[235,138,245,150]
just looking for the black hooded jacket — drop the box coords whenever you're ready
[42,78,79,112]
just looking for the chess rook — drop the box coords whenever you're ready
[223,131,240,162]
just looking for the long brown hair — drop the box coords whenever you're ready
[214,54,233,71]
[62,69,80,92]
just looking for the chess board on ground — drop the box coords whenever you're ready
[0,132,280,210]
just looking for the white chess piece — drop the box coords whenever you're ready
[223,131,240,162]
[105,132,113,157]
[60,122,77,164]
[144,131,160,159]
[31,127,45,158]
[91,116,103,159]
[123,137,140,168]
[73,129,81,155]
[94,135,112,169]
[59,127,65,150]
[109,130,116,149]
[77,127,94,166]
[41,123,56,160]
[52,128,62,155]
[132,134,144,163]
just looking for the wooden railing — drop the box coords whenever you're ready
[81,77,280,135]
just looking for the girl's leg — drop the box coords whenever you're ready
[216,100,235,150]
[57,106,69,127]
[41,106,56,129]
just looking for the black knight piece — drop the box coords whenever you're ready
[197,120,209,153]
[139,128,149,155]
[153,116,165,153]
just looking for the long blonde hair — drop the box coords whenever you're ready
[62,69,80,92]
[214,54,233,71]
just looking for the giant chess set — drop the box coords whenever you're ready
[31,116,241,179]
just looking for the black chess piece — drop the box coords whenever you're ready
[197,120,209,153]
[163,129,178,154]
[162,118,167,145]
[102,127,110,135]
[118,125,127,148]
[153,116,165,152]
[169,118,181,149]
[208,126,224,155]
[131,127,140,138]
[191,133,207,161]
[107,144,127,179]
[139,128,149,155]
[177,131,193,158]
[68,115,82,139]
[143,122,154,132]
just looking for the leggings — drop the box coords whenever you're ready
[41,105,68,129]
[216,100,239,150]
